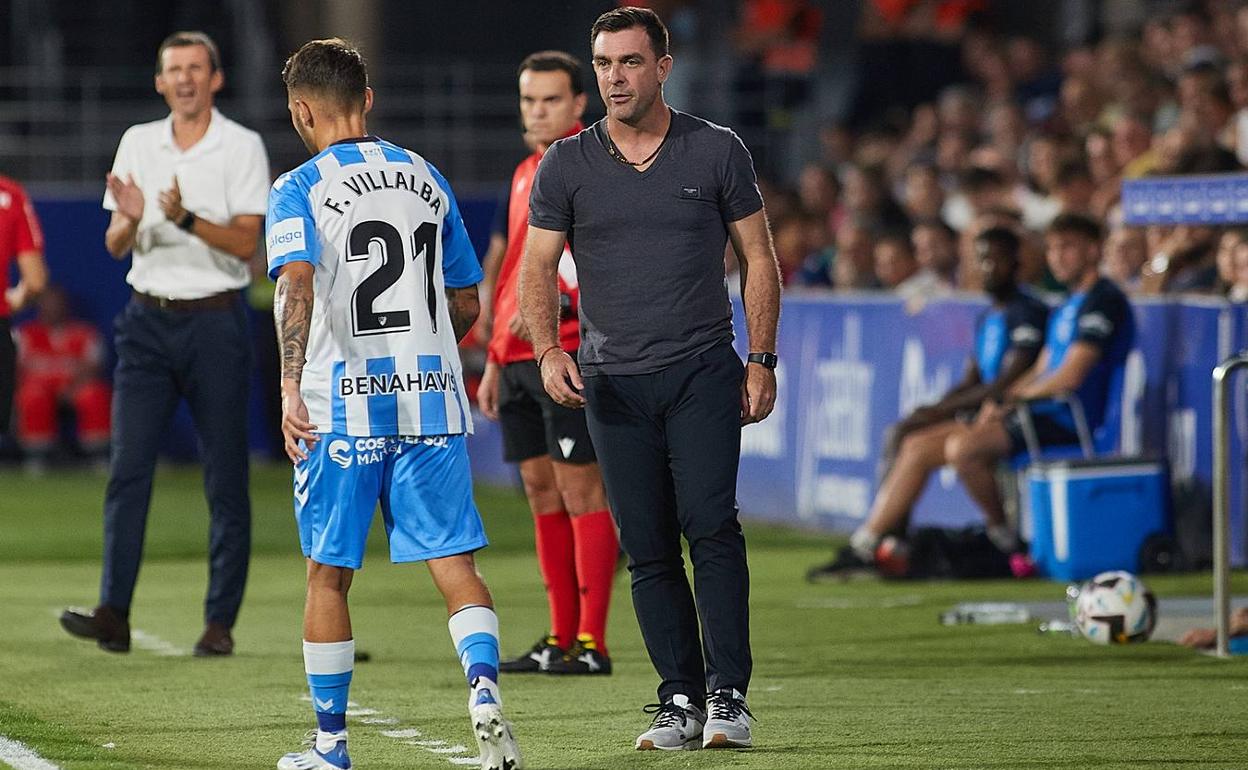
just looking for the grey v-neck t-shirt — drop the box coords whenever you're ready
[528,109,764,376]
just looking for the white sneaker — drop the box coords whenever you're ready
[703,688,753,749]
[277,730,351,769]
[470,683,523,770]
[635,694,706,751]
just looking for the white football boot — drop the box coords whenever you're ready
[277,730,351,769]
[469,679,523,770]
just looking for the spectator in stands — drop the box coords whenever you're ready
[796,213,834,287]
[842,162,910,234]
[1103,225,1149,292]
[908,219,959,296]
[14,286,110,472]
[1052,159,1096,219]
[900,162,945,223]
[1140,224,1219,294]
[874,232,918,291]
[0,174,49,447]
[945,166,1009,233]
[832,218,878,290]
[807,226,1048,581]
[1227,234,1248,302]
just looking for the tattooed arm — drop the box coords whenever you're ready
[445,285,480,343]
[274,261,319,463]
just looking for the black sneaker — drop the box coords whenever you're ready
[546,635,612,675]
[498,635,564,673]
[805,546,876,583]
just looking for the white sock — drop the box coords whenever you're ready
[849,527,881,561]
[448,605,502,706]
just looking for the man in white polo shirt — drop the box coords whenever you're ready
[59,31,270,657]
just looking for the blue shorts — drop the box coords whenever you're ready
[293,433,488,569]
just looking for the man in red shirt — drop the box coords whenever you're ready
[15,286,111,468]
[0,175,50,443]
[478,51,619,676]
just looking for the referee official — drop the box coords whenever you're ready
[519,6,781,752]
[59,31,270,657]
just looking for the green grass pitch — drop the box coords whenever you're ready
[1,464,1247,769]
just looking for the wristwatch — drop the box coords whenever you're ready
[176,210,196,231]
[747,352,778,369]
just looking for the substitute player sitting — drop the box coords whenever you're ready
[479,50,619,677]
[807,226,1049,580]
[269,39,521,770]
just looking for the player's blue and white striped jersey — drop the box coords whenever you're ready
[266,137,483,438]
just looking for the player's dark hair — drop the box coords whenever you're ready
[518,50,585,96]
[1048,212,1103,243]
[591,6,670,59]
[156,31,221,74]
[976,226,1022,261]
[282,38,368,109]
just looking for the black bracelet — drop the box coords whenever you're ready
[176,211,196,231]
[534,344,559,366]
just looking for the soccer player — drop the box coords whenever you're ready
[479,50,619,676]
[806,226,1049,580]
[268,39,521,770]
[950,213,1133,546]
[0,174,48,445]
[520,7,781,751]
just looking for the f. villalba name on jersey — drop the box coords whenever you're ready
[323,167,445,217]
[340,369,456,397]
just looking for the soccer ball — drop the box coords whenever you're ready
[1070,570,1157,645]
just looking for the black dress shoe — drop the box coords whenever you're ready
[193,622,234,657]
[60,605,130,652]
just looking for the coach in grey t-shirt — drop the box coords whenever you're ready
[528,109,763,375]
[520,7,781,752]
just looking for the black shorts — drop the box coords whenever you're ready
[1003,408,1081,456]
[498,359,597,464]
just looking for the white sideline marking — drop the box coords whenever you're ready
[295,693,478,766]
[48,609,187,657]
[0,735,61,770]
[795,595,923,610]
[130,630,188,657]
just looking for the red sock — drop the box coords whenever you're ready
[571,510,619,655]
[533,510,579,649]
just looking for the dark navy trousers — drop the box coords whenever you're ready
[100,295,252,627]
[582,342,752,705]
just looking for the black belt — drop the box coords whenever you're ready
[132,290,238,311]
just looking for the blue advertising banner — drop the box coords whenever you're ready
[1122,174,1248,225]
[19,196,1248,565]
[729,293,1245,566]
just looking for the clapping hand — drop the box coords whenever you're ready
[157,177,187,222]
[105,173,145,222]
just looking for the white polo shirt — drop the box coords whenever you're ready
[103,108,270,299]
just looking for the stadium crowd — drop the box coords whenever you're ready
[740,0,1248,301]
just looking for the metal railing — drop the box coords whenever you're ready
[1211,352,1248,658]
